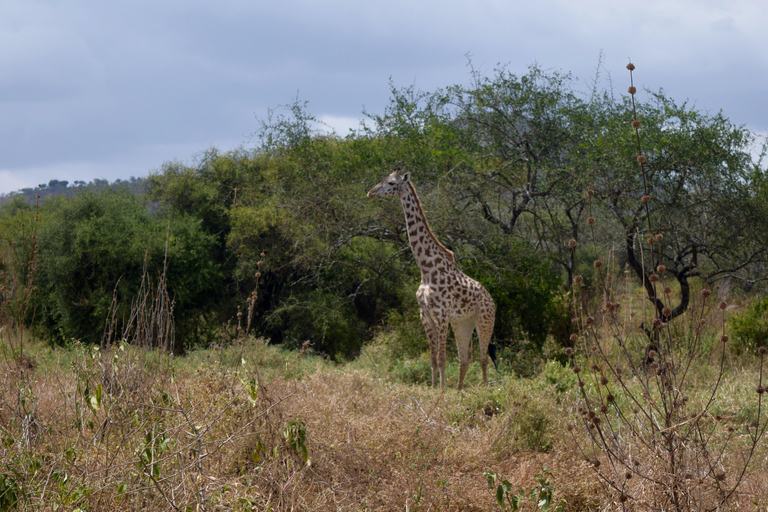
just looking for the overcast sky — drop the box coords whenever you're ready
[2,0,767,195]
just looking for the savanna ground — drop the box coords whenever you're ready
[2,307,768,512]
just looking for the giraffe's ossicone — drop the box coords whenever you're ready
[368,169,496,390]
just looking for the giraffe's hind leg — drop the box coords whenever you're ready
[452,318,475,390]
[476,296,496,385]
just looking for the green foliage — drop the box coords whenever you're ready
[516,403,553,452]
[0,471,21,512]
[282,418,309,464]
[485,468,565,511]
[269,290,368,359]
[33,188,218,348]
[463,246,564,349]
[731,296,768,354]
[388,356,432,385]
[136,429,174,480]
[539,360,578,394]
[380,305,429,360]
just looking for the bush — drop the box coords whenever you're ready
[462,246,565,351]
[730,296,768,354]
[33,188,219,349]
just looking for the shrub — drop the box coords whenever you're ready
[34,189,219,349]
[730,296,768,354]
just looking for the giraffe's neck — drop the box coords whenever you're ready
[399,181,455,275]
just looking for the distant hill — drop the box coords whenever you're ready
[0,177,147,206]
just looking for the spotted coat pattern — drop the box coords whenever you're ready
[368,170,496,389]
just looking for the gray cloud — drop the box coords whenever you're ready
[2,0,767,194]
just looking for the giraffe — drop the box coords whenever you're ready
[368,169,496,390]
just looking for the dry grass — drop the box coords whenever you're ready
[0,335,765,511]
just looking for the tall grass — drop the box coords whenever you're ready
[562,62,768,511]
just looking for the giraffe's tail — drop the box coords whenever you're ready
[488,342,500,374]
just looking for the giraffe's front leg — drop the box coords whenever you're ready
[432,319,449,389]
[417,285,444,388]
[419,309,440,387]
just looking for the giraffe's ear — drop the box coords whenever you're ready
[402,172,410,182]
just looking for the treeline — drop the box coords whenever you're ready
[0,177,146,206]
[2,64,767,358]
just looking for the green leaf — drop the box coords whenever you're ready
[495,485,506,509]
[484,471,497,489]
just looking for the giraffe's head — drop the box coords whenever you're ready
[367,168,410,198]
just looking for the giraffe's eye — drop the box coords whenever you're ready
[388,181,396,185]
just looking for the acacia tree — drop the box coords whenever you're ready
[445,65,596,286]
[379,63,767,315]
[589,85,767,325]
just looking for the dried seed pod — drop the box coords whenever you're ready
[574,275,584,285]
[641,194,651,203]
[565,347,575,356]
[573,365,582,374]
[656,234,663,242]
[647,237,656,245]
[585,316,595,326]
[657,264,666,273]
[631,119,641,129]
[720,335,729,343]
[593,260,603,269]
[569,334,579,343]
[569,238,578,248]
[637,154,647,164]
[759,346,768,356]
[628,86,637,95]
[600,404,608,413]
[627,62,636,71]
[649,274,659,282]
[719,301,728,310]
[600,376,609,386]
[586,189,595,197]
[662,307,672,317]
[606,394,615,403]
[587,216,596,225]
[648,349,658,359]
[701,289,712,298]
[663,286,672,294]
